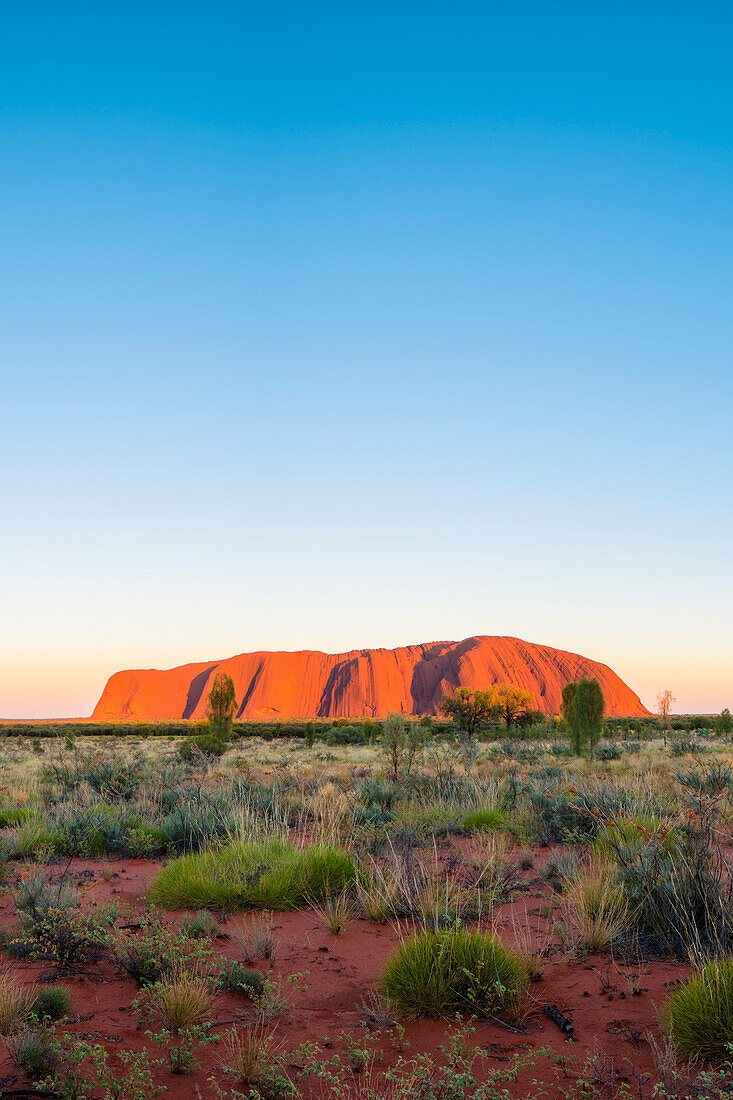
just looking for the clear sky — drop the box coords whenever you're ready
[2,1,731,718]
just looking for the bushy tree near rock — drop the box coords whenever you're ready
[439,687,497,739]
[206,672,237,742]
[381,714,429,782]
[563,677,606,760]
[495,685,534,730]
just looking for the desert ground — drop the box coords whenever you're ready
[0,722,731,1099]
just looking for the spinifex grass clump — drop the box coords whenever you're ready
[664,957,733,1060]
[32,985,72,1021]
[381,925,526,1019]
[462,808,511,834]
[149,839,355,911]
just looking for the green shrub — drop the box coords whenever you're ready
[592,815,681,861]
[664,958,733,1060]
[149,840,355,911]
[606,816,733,957]
[32,985,72,1020]
[178,734,228,762]
[109,911,193,986]
[462,808,510,834]
[381,925,526,1019]
[219,960,265,997]
[322,725,366,746]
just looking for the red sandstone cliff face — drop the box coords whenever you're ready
[91,636,650,720]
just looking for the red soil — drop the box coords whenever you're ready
[92,635,650,722]
[0,852,684,1099]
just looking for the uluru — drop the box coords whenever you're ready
[92,635,650,721]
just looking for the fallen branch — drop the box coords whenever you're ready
[543,1004,574,1034]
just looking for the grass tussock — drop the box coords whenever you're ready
[562,860,629,953]
[153,968,214,1032]
[663,957,733,1061]
[149,839,355,911]
[381,925,526,1019]
[0,970,36,1035]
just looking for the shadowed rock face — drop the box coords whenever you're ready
[91,635,650,720]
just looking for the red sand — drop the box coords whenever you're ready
[0,851,684,1098]
[92,635,650,722]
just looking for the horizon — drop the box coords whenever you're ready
[2,2,731,719]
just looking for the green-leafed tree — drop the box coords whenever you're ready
[206,672,237,742]
[439,687,498,739]
[717,708,733,739]
[564,678,606,760]
[495,685,535,731]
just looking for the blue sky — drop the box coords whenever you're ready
[1,2,731,716]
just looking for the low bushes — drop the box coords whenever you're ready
[381,925,526,1019]
[664,957,733,1060]
[149,839,355,911]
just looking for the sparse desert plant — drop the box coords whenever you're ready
[149,839,355,911]
[355,860,400,924]
[309,888,355,935]
[381,924,526,1019]
[232,913,278,964]
[605,803,733,957]
[562,860,629,953]
[663,957,733,1061]
[381,714,429,783]
[468,833,516,905]
[508,903,551,982]
[149,968,214,1033]
[221,1022,291,1095]
[359,988,398,1030]
[181,908,218,940]
[543,848,582,892]
[413,876,465,931]
[6,1023,58,1078]
[109,910,191,986]
[13,873,110,972]
[0,969,36,1035]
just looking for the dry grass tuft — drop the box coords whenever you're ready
[310,888,355,935]
[0,970,36,1035]
[155,967,213,1032]
[222,1022,287,1088]
[562,860,629,953]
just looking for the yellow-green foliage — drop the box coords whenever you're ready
[593,815,681,861]
[381,925,526,1019]
[664,957,733,1061]
[149,839,355,911]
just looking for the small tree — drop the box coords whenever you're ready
[717,708,733,739]
[562,682,580,753]
[564,678,605,760]
[495,685,534,731]
[206,672,237,742]
[381,714,429,783]
[439,688,498,739]
[657,689,675,746]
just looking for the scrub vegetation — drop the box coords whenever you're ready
[1,687,733,1096]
